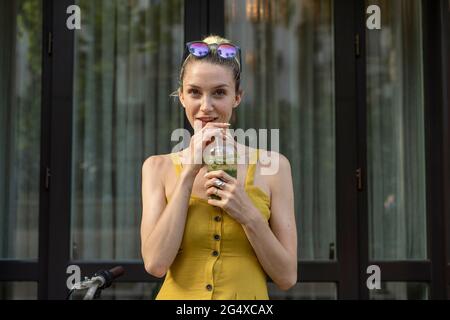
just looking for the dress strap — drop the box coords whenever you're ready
[170,152,183,177]
[245,149,259,187]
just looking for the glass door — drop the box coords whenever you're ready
[70,0,185,299]
[361,0,432,300]
[224,0,341,299]
[0,0,43,299]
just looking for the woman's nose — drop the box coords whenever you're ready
[200,96,214,112]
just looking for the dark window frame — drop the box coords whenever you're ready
[442,0,450,292]
[422,0,449,299]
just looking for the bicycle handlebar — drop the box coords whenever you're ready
[68,265,125,300]
[94,266,126,289]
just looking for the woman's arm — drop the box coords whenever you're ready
[241,152,297,291]
[140,155,196,278]
[141,122,230,278]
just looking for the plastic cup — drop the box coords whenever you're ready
[206,154,237,200]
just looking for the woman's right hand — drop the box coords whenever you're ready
[181,120,230,177]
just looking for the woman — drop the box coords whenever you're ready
[141,35,297,300]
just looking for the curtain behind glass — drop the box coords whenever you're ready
[71,0,184,260]
[225,0,335,260]
[0,0,42,259]
[369,282,428,300]
[366,0,426,260]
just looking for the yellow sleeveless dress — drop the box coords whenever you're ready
[156,149,271,300]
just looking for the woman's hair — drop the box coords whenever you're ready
[173,35,241,95]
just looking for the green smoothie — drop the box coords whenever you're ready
[206,154,237,200]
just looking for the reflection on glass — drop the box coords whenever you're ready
[0,0,42,259]
[268,282,336,300]
[0,282,37,300]
[71,282,161,300]
[369,282,428,300]
[225,0,335,260]
[366,0,427,260]
[71,0,184,260]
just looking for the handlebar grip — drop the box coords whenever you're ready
[94,266,125,289]
[109,266,125,280]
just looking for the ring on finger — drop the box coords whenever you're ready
[213,179,226,189]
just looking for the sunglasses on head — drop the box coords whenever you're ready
[182,41,242,74]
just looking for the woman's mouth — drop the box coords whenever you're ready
[197,117,218,127]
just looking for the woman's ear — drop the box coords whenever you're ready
[178,88,186,109]
[233,89,244,109]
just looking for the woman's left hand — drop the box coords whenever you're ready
[204,170,257,225]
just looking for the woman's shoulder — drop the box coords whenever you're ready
[143,153,171,167]
[248,148,290,172]
[243,146,290,179]
[253,150,292,202]
[142,153,179,180]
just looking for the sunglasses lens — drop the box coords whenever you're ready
[188,42,209,57]
[217,44,238,59]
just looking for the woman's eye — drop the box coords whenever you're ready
[214,89,226,96]
[188,89,200,96]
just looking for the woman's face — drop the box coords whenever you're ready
[179,60,242,130]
